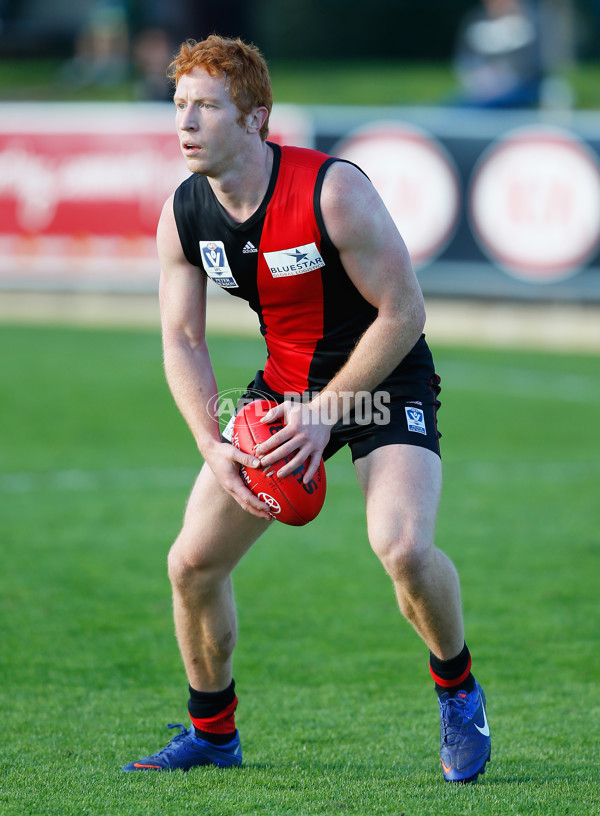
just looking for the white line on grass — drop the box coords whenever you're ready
[0,461,597,493]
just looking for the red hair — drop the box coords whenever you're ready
[168,35,272,140]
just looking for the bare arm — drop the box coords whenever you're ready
[257,161,426,477]
[158,195,271,518]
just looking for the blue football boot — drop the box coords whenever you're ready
[438,680,491,783]
[122,723,242,771]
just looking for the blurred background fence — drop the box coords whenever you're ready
[1,0,599,305]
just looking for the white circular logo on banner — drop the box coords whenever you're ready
[334,123,460,269]
[469,126,600,282]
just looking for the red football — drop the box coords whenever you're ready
[232,399,326,526]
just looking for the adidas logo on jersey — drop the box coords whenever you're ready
[242,241,258,254]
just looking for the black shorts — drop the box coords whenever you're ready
[228,369,441,463]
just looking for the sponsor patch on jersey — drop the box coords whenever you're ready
[199,241,238,288]
[263,242,325,278]
[405,406,427,435]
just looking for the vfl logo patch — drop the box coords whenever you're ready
[199,241,238,289]
[263,242,325,278]
[405,407,427,435]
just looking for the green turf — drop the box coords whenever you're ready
[269,60,459,106]
[1,324,598,815]
[2,57,600,108]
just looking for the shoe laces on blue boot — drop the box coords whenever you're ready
[122,723,242,771]
[438,680,491,783]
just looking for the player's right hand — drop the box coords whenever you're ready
[204,442,273,520]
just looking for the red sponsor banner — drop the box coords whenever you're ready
[0,103,312,289]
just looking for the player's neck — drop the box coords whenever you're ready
[208,142,274,224]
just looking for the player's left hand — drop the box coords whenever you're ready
[254,400,331,483]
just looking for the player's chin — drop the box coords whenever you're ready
[184,155,208,175]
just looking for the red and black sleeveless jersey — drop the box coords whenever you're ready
[173,142,433,395]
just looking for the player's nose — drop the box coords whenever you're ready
[179,107,198,131]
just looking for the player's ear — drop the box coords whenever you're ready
[247,106,268,135]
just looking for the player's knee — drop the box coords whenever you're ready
[370,528,432,587]
[167,536,220,592]
[166,542,193,589]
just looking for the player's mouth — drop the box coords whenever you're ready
[182,142,202,155]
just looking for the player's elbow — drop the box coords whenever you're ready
[162,324,207,358]
[412,297,426,339]
[399,295,426,348]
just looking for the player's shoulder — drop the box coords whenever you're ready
[277,143,328,165]
[277,144,369,197]
[157,195,199,271]
[322,155,370,190]
[171,173,214,230]
[319,157,376,221]
[173,171,206,202]
[158,192,175,224]
[157,194,180,251]
[317,158,389,253]
[277,143,339,177]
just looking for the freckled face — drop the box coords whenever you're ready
[174,68,247,176]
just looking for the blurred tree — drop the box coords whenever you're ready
[253,0,475,61]
[2,0,599,64]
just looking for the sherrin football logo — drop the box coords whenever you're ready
[264,242,325,278]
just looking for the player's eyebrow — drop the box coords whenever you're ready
[173,94,221,105]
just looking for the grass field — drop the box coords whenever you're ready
[1,324,599,815]
[2,57,600,108]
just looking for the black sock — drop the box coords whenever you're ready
[429,643,476,697]
[188,680,237,745]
